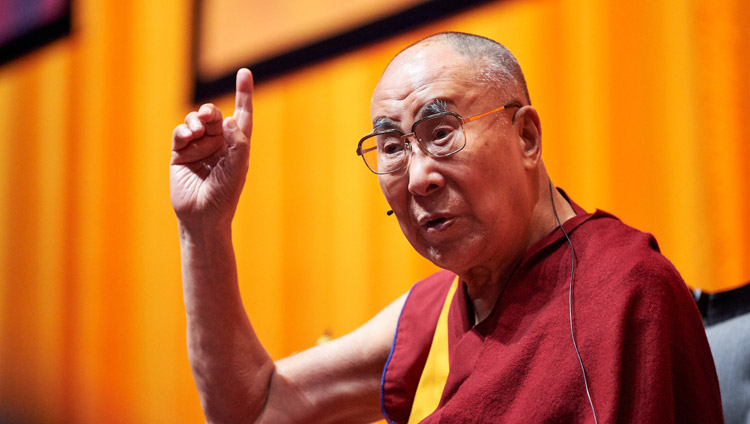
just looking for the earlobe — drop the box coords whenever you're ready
[516,106,542,168]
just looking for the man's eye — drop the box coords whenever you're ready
[379,137,404,155]
[382,142,404,155]
[431,125,455,144]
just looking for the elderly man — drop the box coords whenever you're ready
[170,32,723,423]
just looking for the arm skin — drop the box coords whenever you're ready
[170,69,405,423]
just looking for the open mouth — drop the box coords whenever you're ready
[427,217,447,227]
[424,216,452,231]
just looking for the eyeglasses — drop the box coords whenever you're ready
[356,102,522,174]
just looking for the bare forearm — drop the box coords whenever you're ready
[179,221,274,423]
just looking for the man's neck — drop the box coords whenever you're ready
[460,181,576,325]
[462,257,522,325]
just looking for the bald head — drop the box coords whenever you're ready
[385,32,532,105]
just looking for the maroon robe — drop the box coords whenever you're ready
[381,200,723,423]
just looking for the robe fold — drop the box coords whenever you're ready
[381,198,723,423]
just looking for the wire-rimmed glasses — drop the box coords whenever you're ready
[356,102,521,174]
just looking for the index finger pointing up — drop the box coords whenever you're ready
[233,68,254,137]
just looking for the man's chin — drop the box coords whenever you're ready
[419,243,470,271]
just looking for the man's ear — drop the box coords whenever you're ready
[514,106,542,168]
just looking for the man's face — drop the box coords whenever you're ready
[371,42,533,274]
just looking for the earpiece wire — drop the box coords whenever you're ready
[549,181,598,424]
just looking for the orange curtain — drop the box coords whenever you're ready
[0,0,747,422]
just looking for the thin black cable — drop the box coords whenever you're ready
[549,181,598,424]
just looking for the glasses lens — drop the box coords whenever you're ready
[414,114,464,156]
[360,130,406,174]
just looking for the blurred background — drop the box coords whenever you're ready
[0,0,747,422]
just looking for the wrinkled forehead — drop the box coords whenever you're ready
[370,43,482,122]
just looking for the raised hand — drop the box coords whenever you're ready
[170,69,254,226]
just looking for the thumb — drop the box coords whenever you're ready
[233,68,254,138]
[222,116,250,171]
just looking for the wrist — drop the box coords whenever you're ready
[177,217,234,250]
[177,213,233,234]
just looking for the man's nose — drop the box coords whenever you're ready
[406,143,445,197]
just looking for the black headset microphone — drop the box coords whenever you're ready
[387,210,394,216]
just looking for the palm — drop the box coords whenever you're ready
[170,146,237,219]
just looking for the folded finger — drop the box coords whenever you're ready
[170,134,225,165]
[172,124,194,150]
[197,103,224,136]
[185,111,206,138]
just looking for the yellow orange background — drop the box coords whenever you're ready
[0,0,748,422]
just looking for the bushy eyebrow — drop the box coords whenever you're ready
[372,117,399,132]
[371,99,449,132]
[419,99,448,118]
